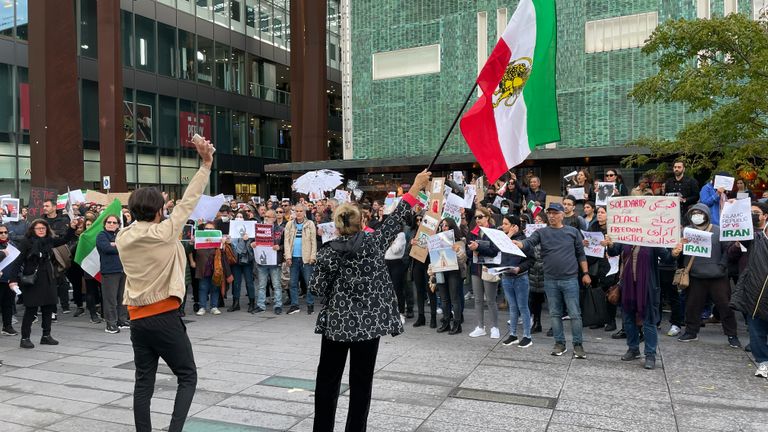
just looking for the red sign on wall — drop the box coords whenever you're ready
[180,111,212,148]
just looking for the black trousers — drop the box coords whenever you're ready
[0,282,15,328]
[84,278,101,316]
[659,268,683,326]
[68,266,84,307]
[385,259,407,314]
[56,274,70,309]
[412,261,436,318]
[529,292,546,324]
[131,310,197,432]
[314,336,380,432]
[437,270,463,322]
[685,276,737,336]
[21,304,55,339]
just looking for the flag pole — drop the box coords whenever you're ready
[426,82,479,172]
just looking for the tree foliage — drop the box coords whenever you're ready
[624,13,768,182]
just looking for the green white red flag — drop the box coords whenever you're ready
[195,229,223,249]
[73,199,123,281]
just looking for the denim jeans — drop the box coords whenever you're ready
[198,277,219,310]
[543,277,582,345]
[502,274,531,338]
[623,306,659,357]
[290,257,314,306]
[257,265,283,310]
[747,315,768,364]
[231,263,255,300]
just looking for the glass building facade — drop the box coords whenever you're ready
[0,0,342,200]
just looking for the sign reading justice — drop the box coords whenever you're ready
[606,196,681,247]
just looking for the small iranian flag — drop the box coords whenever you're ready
[460,0,559,183]
[526,200,542,218]
[74,199,123,281]
[56,193,68,210]
[194,229,223,250]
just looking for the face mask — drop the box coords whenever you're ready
[501,206,509,215]
[221,216,230,222]
[690,214,705,226]
[753,214,761,227]
[235,216,244,221]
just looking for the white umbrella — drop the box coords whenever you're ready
[292,169,344,195]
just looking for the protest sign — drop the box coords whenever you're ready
[334,189,351,204]
[713,175,735,191]
[683,227,712,257]
[353,189,364,200]
[492,195,504,209]
[430,178,445,194]
[383,192,399,214]
[581,230,605,258]
[606,196,681,247]
[719,198,753,241]
[545,195,562,209]
[595,182,615,206]
[480,227,526,257]
[524,223,547,237]
[0,244,19,273]
[737,192,750,200]
[476,176,485,202]
[190,194,226,222]
[409,211,439,263]
[1,197,20,222]
[347,179,359,191]
[270,195,278,202]
[180,224,194,242]
[474,251,502,265]
[427,230,454,251]
[229,220,256,238]
[428,231,458,272]
[441,201,461,225]
[194,229,223,249]
[443,185,452,199]
[428,193,444,215]
[606,256,620,276]
[318,222,338,244]
[568,187,585,200]
[453,171,464,185]
[253,224,277,265]
[446,193,465,209]
[463,185,477,209]
[28,187,58,219]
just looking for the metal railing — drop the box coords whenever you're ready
[249,83,291,105]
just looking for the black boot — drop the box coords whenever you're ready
[228,299,240,312]
[40,335,59,345]
[532,320,542,333]
[448,320,462,335]
[247,300,255,314]
[413,315,426,327]
[429,315,437,329]
[437,319,451,333]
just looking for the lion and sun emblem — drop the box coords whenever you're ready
[492,57,533,109]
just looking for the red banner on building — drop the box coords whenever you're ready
[180,111,212,148]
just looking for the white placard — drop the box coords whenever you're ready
[595,182,615,206]
[492,195,504,209]
[683,227,712,257]
[441,202,461,224]
[487,266,515,275]
[353,189,364,200]
[524,223,547,238]
[480,227,526,257]
[1,197,20,222]
[0,244,20,273]
[463,185,477,209]
[606,196,681,247]
[228,220,256,238]
[606,255,620,276]
[569,187,585,200]
[427,231,454,252]
[719,197,753,241]
[446,193,465,208]
[68,189,86,204]
[737,192,749,200]
[453,171,464,185]
[581,230,605,258]
[347,179,359,190]
[190,194,226,222]
[269,195,278,202]
[318,222,339,243]
[713,175,735,191]
[474,252,502,265]
[102,176,111,190]
[334,189,351,204]
[254,246,277,265]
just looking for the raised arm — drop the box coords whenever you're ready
[372,170,431,250]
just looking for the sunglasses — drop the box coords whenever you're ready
[0,231,8,234]
[105,221,119,225]
[605,173,616,177]
[475,215,486,219]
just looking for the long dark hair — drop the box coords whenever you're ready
[25,219,52,239]
[439,218,462,242]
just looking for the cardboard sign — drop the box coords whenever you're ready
[713,175,735,191]
[606,196,681,247]
[719,198,753,241]
[595,182,615,206]
[1,197,20,222]
[581,230,605,258]
[524,223,547,238]
[409,211,439,263]
[476,177,485,203]
[28,187,58,219]
[683,227,712,257]
[545,195,562,209]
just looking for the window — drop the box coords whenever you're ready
[497,8,508,39]
[215,107,232,154]
[248,114,260,156]
[158,95,177,149]
[121,11,133,67]
[245,0,257,37]
[135,15,156,72]
[214,42,231,90]
[259,1,272,44]
[372,44,441,80]
[80,0,98,58]
[232,111,247,155]
[213,0,228,26]
[16,0,27,40]
[197,0,213,21]
[158,23,176,77]
[197,36,214,85]
[0,64,12,132]
[178,30,195,80]
[230,0,244,33]
[724,0,738,14]
[697,0,711,18]
[584,12,658,54]
[81,80,99,143]
[232,49,246,94]
[477,12,488,76]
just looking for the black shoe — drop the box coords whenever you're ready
[728,336,742,348]
[247,301,255,314]
[228,299,240,312]
[117,321,131,329]
[193,303,200,313]
[287,305,300,315]
[1,326,18,336]
[448,321,462,335]
[413,315,426,327]
[307,305,314,315]
[518,337,533,348]
[61,307,71,314]
[588,324,603,330]
[40,335,59,345]
[20,338,34,349]
[502,335,519,346]
[105,324,119,334]
[677,332,698,342]
[611,328,627,339]
[621,349,641,361]
[254,306,266,313]
[405,310,415,319]
[436,320,451,333]
[429,316,437,329]
[604,322,617,332]
[274,307,282,315]
[532,322,542,333]
[90,314,102,324]
[72,307,85,318]
[746,343,752,352]
[644,356,656,370]
[546,328,553,337]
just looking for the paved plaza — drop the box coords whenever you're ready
[0,301,766,432]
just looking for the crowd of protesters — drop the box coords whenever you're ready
[0,159,766,382]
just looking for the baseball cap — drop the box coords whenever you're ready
[546,203,564,212]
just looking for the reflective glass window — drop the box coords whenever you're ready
[16,0,27,40]
[214,42,231,90]
[121,11,133,67]
[135,15,156,72]
[80,0,98,58]
[196,36,214,85]
[232,49,246,94]
[158,95,177,149]
[215,107,232,154]
[0,64,11,132]
[197,0,213,21]
[158,23,176,77]
[230,0,244,33]
[178,30,195,80]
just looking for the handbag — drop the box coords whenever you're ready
[20,268,38,286]
[673,257,695,289]
[580,285,608,327]
[481,266,500,283]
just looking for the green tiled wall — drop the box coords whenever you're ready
[350,0,756,160]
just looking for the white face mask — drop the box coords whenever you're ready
[221,216,230,222]
[235,215,244,221]
[690,214,705,225]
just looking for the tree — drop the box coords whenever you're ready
[624,13,768,183]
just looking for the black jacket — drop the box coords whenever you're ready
[466,227,501,276]
[12,229,76,307]
[664,175,699,213]
[731,231,768,320]
[499,231,532,276]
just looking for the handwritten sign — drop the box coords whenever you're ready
[427,231,454,251]
[683,227,712,257]
[713,175,735,191]
[441,202,461,225]
[334,190,351,204]
[253,224,277,265]
[606,196,681,247]
[409,211,439,263]
[524,223,547,238]
[581,230,605,258]
[28,187,58,219]
[719,198,753,241]
[569,187,585,201]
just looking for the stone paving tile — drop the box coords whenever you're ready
[336,394,437,420]
[459,364,566,398]
[110,394,208,416]
[193,405,303,430]
[550,411,677,432]
[2,368,82,384]
[44,416,139,432]
[216,394,315,417]
[6,394,98,415]
[415,420,508,432]
[428,405,549,431]
[2,422,34,432]
[0,403,67,428]
[555,397,676,428]
[238,384,317,404]
[79,405,172,430]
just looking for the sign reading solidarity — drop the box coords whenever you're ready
[606,196,681,247]
[682,227,712,257]
[719,198,753,241]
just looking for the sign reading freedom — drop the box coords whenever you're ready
[606,196,681,247]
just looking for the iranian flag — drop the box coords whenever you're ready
[74,199,123,281]
[460,0,559,183]
[194,229,223,249]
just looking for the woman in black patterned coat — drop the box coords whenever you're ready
[310,170,431,432]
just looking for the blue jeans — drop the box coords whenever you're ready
[623,306,659,357]
[231,263,255,300]
[747,315,768,364]
[198,277,219,310]
[502,274,531,338]
[257,265,283,310]
[290,257,314,306]
[543,278,582,345]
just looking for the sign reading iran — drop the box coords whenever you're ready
[720,198,753,241]
[606,196,681,247]
[459,0,559,183]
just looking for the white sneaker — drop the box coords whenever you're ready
[211,307,221,315]
[469,326,487,338]
[490,327,501,339]
[667,325,681,337]
[11,316,18,325]
[399,314,406,325]
[756,362,768,379]
[436,308,443,315]
[196,308,206,316]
